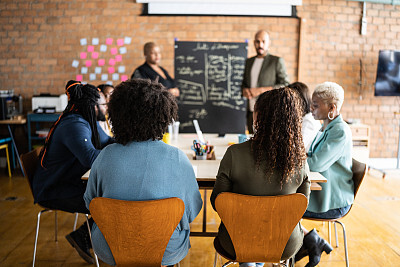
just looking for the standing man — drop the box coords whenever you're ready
[242,30,290,133]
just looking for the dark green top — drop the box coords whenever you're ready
[210,140,310,260]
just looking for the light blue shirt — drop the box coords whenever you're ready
[84,140,202,266]
[307,115,354,213]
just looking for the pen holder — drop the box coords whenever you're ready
[195,154,207,160]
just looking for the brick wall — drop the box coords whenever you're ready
[0,0,399,157]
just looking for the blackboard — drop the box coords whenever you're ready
[174,41,247,134]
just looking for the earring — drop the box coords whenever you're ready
[328,111,334,120]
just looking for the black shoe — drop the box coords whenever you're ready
[65,229,94,264]
[295,242,308,262]
[303,229,333,267]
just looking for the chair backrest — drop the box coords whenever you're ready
[215,192,308,263]
[352,158,367,198]
[20,147,42,196]
[89,197,185,267]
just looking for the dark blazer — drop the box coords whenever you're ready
[211,141,310,260]
[131,62,176,89]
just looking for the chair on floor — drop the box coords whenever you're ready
[89,197,185,267]
[20,147,90,266]
[0,143,11,178]
[303,158,367,267]
[213,192,308,267]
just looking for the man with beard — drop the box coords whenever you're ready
[96,92,112,137]
[241,30,290,133]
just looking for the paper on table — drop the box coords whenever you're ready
[192,165,198,177]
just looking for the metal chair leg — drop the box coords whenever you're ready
[85,215,100,267]
[33,209,52,267]
[54,211,58,242]
[334,221,339,248]
[335,221,349,267]
[213,251,218,267]
[73,213,79,231]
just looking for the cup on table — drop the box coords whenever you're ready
[172,121,180,140]
[195,154,207,160]
[238,134,248,144]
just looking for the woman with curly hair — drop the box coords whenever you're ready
[210,87,311,267]
[84,79,202,267]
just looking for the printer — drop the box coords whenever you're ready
[32,94,68,113]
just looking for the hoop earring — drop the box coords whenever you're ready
[328,111,334,120]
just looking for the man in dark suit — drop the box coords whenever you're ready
[242,30,290,133]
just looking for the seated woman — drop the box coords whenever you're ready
[296,82,353,267]
[211,88,311,267]
[131,42,180,97]
[288,82,321,152]
[84,79,202,267]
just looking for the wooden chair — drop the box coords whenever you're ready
[213,193,308,267]
[20,147,90,266]
[0,143,11,178]
[303,158,367,267]
[89,197,185,267]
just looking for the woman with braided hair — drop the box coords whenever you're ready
[32,80,112,264]
[211,87,311,267]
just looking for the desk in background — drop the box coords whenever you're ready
[27,113,60,151]
[0,117,27,176]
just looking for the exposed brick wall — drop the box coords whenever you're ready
[0,0,399,157]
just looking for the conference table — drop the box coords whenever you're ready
[82,133,327,237]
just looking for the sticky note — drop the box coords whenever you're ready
[106,81,113,85]
[72,60,79,68]
[124,37,132,44]
[109,59,116,66]
[87,45,94,52]
[119,47,127,54]
[121,75,128,81]
[98,59,105,66]
[106,38,113,45]
[115,55,122,62]
[85,60,92,67]
[118,66,125,73]
[80,52,87,59]
[81,67,88,74]
[117,39,124,46]
[76,74,83,81]
[89,73,96,81]
[92,38,99,45]
[112,73,119,80]
[91,52,99,59]
[95,67,102,74]
[110,48,118,55]
[80,38,87,46]
[101,74,108,81]
[100,45,107,52]
[108,67,115,74]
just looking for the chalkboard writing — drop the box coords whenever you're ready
[175,41,247,134]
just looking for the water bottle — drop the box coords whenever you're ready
[18,94,23,114]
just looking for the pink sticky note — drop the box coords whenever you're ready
[87,45,94,52]
[108,67,115,74]
[85,60,92,67]
[91,52,99,59]
[80,52,87,59]
[117,39,124,46]
[98,59,105,66]
[110,48,118,55]
[76,74,83,81]
[121,75,128,82]
[109,59,116,66]
[115,55,122,62]
[106,38,113,45]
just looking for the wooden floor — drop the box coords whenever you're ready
[0,168,399,267]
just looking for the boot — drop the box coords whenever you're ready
[303,229,333,267]
[294,242,308,262]
[65,221,94,264]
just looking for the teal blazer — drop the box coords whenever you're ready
[307,115,354,213]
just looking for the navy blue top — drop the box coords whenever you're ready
[32,113,111,203]
[131,62,176,89]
